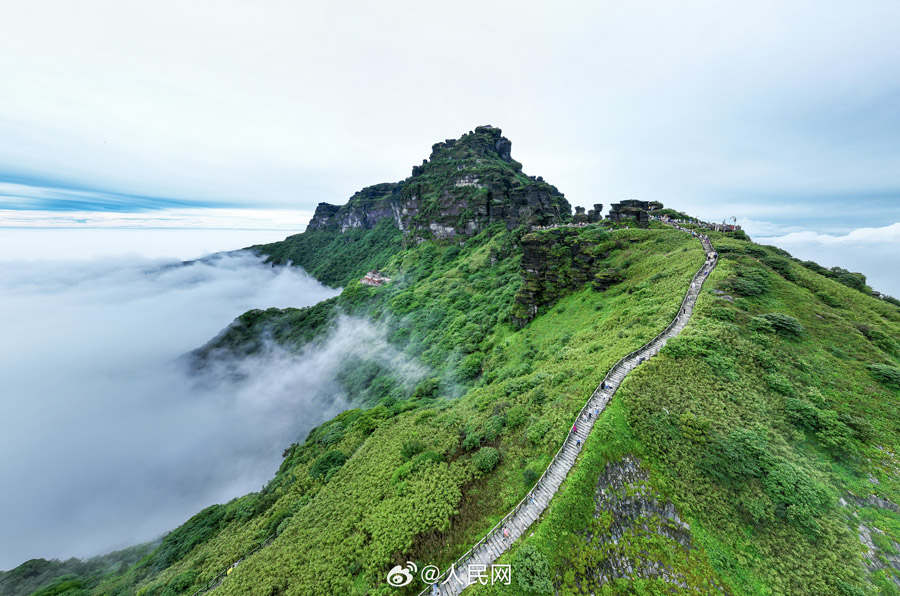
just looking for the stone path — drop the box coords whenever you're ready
[420,224,717,595]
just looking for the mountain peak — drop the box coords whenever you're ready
[426,125,512,164]
[308,127,570,239]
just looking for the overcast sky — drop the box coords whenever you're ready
[0,1,898,570]
[0,1,897,227]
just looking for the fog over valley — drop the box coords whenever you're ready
[0,252,408,570]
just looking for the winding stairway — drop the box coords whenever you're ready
[188,224,716,596]
[420,224,717,595]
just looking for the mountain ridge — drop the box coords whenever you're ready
[6,127,900,596]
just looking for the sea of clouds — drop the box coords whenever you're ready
[752,221,900,298]
[0,251,407,570]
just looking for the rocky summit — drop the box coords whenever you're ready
[6,126,899,596]
[307,125,571,241]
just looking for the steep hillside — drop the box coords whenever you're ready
[471,230,900,596]
[7,128,900,596]
[249,125,570,289]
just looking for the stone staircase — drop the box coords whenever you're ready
[420,224,717,595]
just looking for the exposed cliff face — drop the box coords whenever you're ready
[307,183,403,233]
[510,226,623,327]
[307,125,571,241]
[575,456,729,594]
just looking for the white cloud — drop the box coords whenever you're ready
[761,222,900,245]
[757,222,900,297]
[0,207,312,230]
[0,253,423,569]
[0,228,297,262]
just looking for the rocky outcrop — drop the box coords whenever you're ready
[509,227,621,327]
[575,455,728,594]
[307,183,403,233]
[843,490,900,587]
[574,204,604,224]
[306,126,571,241]
[607,199,663,225]
[858,523,900,587]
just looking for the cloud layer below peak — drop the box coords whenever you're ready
[0,252,356,569]
[755,221,900,297]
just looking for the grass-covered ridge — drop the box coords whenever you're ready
[11,217,900,596]
[21,222,702,596]
[467,229,900,596]
[158,224,706,596]
[7,197,900,596]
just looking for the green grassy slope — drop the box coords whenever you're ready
[252,218,403,289]
[6,124,898,596]
[41,222,704,596]
[10,217,900,596]
[469,230,900,596]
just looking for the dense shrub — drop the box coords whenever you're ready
[151,505,229,571]
[309,450,347,479]
[726,267,770,297]
[784,398,821,431]
[401,440,425,460]
[30,577,86,596]
[506,405,529,428]
[765,372,795,395]
[315,424,344,446]
[529,387,548,405]
[757,313,805,337]
[473,447,500,472]
[799,260,869,293]
[514,543,553,594]
[461,425,483,451]
[784,398,861,452]
[761,254,796,280]
[827,267,867,292]
[412,378,441,400]
[857,324,898,355]
[869,363,900,387]
[526,420,551,445]
[703,428,768,484]
[763,460,830,530]
[161,570,198,596]
[816,291,841,308]
[459,352,485,380]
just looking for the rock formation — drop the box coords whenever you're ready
[306,126,571,241]
[606,199,662,225]
[509,226,622,327]
[574,204,604,224]
[574,455,729,594]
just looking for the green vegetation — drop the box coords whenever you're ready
[193,297,339,362]
[254,217,403,288]
[22,220,697,596]
[0,545,154,596]
[800,261,869,293]
[512,543,553,594]
[7,130,900,596]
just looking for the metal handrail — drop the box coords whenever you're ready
[188,224,717,596]
[417,222,717,594]
[187,534,276,596]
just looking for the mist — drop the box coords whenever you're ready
[0,252,409,570]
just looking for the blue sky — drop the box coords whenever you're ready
[0,1,897,290]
